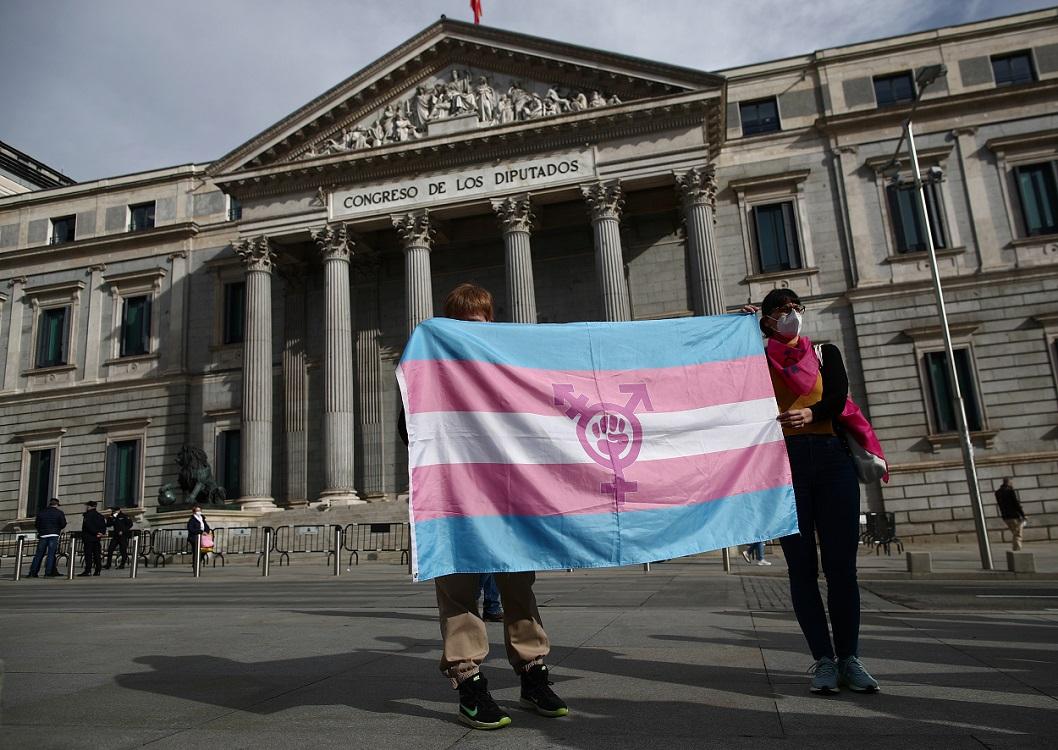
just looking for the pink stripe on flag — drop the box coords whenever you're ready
[410,439,791,521]
[401,357,774,416]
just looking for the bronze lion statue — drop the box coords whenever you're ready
[157,445,228,507]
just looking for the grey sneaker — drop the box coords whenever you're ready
[808,657,839,695]
[838,656,879,693]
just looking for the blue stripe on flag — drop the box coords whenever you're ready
[412,484,798,581]
[401,314,761,370]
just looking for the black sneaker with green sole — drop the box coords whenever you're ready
[457,673,512,730]
[519,664,569,717]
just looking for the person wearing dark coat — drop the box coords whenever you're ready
[186,504,212,563]
[995,478,1027,551]
[78,501,107,576]
[104,508,134,569]
[28,498,67,577]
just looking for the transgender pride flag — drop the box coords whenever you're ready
[397,313,798,581]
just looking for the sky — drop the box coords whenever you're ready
[1,0,1053,182]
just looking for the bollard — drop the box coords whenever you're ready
[129,535,140,579]
[193,534,202,578]
[906,551,933,574]
[722,547,731,573]
[262,527,272,577]
[1007,549,1036,574]
[333,525,342,577]
[13,536,25,581]
[67,535,79,580]
[642,562,651,573]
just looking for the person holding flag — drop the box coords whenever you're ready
[399,282,568,730]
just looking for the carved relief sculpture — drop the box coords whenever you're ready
[299,68,624,159]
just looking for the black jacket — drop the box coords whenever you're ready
[34,506,67,536]
[81,509,107,537]
[186,515,211,536]
[107,513,134,539]
[995,486,1025,521]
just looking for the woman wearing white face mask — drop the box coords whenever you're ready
[757,289,879,697]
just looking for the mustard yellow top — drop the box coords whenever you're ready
[770,369,836,437]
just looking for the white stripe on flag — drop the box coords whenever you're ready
[407,397,783,467]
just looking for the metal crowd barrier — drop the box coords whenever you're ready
[209,526,271,567]
[147,528,190,567]
[342,522,410,566]
[273,524,339,566]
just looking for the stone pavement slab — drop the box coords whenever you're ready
[2,559,1058,748]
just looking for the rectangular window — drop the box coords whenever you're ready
[26,448,54,517]
[739,97,780,136]
[120,295,151,357]
[216,429,241,500]
[925,349,983,433]
[105,440,140,508]
[35,306,70,368]
[873,72,915,107]
[223,281,246,345]
[991,51,1036,87]
[129,202,155,231]
[228,196,242,222]
[886,181,947,252]
[50,215,76,245]
[1014,162,1058,237]
[753,202,802,273]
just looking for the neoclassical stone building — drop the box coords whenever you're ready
[2,9,1057,543]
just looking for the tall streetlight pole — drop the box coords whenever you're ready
[884,64,994,570]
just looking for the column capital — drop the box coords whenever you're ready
[675,165,718,209]
[234,235,277,273]
[491,194,535,233]
[581,180,624,221]
[391,210,433,249]
[311,222,355,262]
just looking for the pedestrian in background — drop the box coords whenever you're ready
[995,478,1027,551]
[479,574,504,621]
[186,504,212,564]
[104,507,133,569]
[78,501,107,577]
[756,289,879,695]
[27,498,66,578]
[741,540,772,566]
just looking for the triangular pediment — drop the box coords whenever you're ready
[210,19,723,176]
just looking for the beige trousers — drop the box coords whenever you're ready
[1006,518,1026,551]
[434,571,549,687]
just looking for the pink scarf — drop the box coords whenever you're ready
[766,336,889,482]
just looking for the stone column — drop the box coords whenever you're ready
[393,211,434,335]
[676,165,725,315]
[282,270,308,506]
[312,223,362,505]
[582,181,631,321]
[492,195,538,323]
[235,236,277,510]
[354,259,384,498]
[81,264,106,381]
[164,249,188,374]
[3,277,27,391]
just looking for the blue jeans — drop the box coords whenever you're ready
[29,536,59,576]
[779,435,861,660]
[748,541,766,560]
[479,573,502,616]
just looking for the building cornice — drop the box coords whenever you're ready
[985,128,1058,155]
[847,264,1058,302]
[0,222,200,274]
[216,92,723,200]
[814,79,1058,136]
[0,165,205,210]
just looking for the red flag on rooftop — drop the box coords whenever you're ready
[470,0,483,24]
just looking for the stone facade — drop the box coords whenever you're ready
[2,10,1058,546]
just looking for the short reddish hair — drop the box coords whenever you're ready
[443,283,494,322]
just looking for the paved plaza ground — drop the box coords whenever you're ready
[2,544,1058,749]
